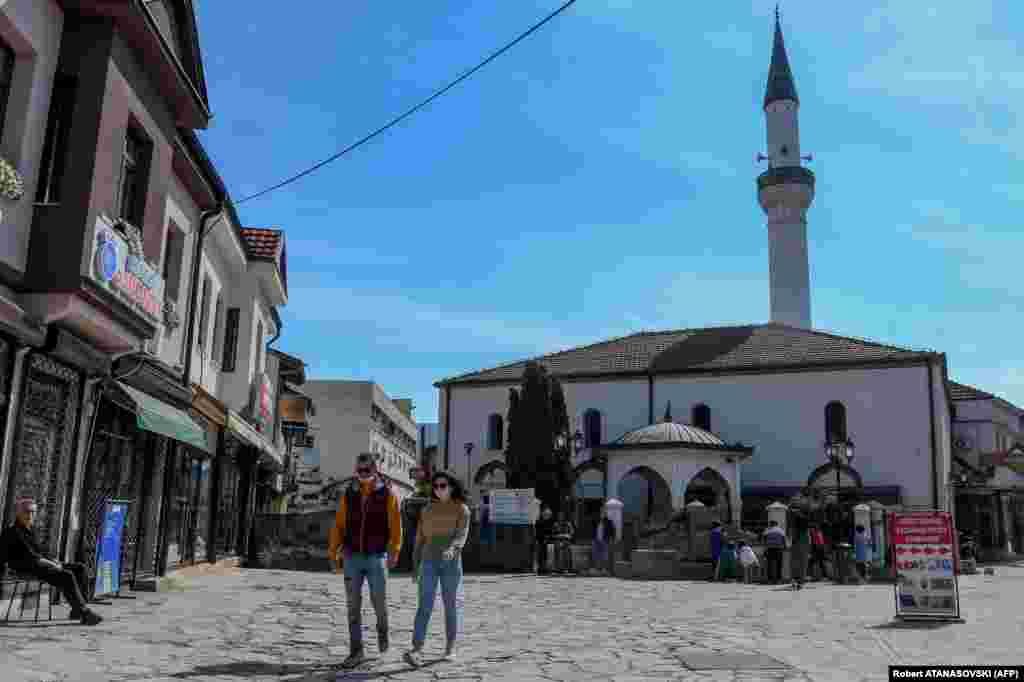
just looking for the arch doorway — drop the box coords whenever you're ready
[573,466,605,541]
[617,466,673,525]
[684,467,732,523]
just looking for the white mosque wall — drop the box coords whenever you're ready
[444,379,649,494]
[654,365,937,508]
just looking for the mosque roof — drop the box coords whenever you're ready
[434,322,936,387]
[764,11,799,108]
[611,422,725,447]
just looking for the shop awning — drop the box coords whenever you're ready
[226,411,283,469]
[116,382,213,454]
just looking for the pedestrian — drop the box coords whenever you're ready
[404,471,470,667]
[327,453,402,669]
[709,521,723,581]
[535,506,554,575]
[551,511,576,574]
[591,509,615,576]
[789,508,810,590]
[0,498,103,625]
[479,493,496,548]
[809,523,829,580]
[762,520,786,584]
[717,540,739,581]
[853,524,872,582]
[737,540,759,584]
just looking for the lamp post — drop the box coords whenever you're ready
[824,436,855,582]
[554,429,584,516]
[464,442,474,489]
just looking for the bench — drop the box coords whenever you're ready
[1,568,58,623]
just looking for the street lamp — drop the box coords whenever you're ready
[824,436,855,582]
[554,429,584,513]
[464,442,474,488]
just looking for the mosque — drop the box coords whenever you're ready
[433,14,1023,554]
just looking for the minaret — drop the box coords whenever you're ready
[757,8,814,329]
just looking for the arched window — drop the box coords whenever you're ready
[583,409,602,448]
[692,404,711,432]
[825,401,847,441]
[487,413,504,450]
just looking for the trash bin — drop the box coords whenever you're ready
[834,542,853,584]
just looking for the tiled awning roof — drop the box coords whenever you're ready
[239,227,282,260]
[948,381,996,402]
[435,323,935,386]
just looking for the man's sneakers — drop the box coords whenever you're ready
[378,631,389,655]
[341,649,367,669]
[403,649,423,668]
[70,608,103,625]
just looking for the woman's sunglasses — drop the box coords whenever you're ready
[433,482,449,490]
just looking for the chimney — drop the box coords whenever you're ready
[394,399,414,419]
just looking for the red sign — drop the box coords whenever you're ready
[111,270,161,318]
[888,511,960,620]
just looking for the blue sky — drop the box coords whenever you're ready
[195,1,1024,423]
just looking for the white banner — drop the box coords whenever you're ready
[490,488,534,525]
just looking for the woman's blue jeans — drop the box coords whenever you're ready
[413,558,463,648]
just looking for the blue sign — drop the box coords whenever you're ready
[94,501,128,597]
[95,231,119,282]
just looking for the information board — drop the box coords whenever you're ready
[490,488,534,525]
[889,510,961,621]
[94,500,129,598]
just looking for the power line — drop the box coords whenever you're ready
[236,0,578,205]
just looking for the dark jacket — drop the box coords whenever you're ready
[342,479,394,555]
[536,516,555,542]
[0,523,47,573]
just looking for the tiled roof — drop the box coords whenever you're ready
[948,381,996,402]
[436,323,934,386]
[239,228,282,260]
[612,422,726,447]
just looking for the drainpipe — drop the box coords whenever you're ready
[182,206,224,390]
[0,346,32,518]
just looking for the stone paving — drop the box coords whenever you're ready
[1,564,1022,682]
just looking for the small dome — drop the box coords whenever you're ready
[613,422,725,447]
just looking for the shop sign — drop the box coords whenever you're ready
[889,510,961,621]
[91,216,164,320]
[490,488,534,525]
[93,500,129,598]
[258,375,274,433]
[1005,446,1024,475]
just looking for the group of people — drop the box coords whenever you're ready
[709,516,875,586]
[326,452,471,670]
[534,505,616,576]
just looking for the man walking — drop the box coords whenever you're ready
[0,498,102,625]
[535,506,554,575]
[328,454,402,669]
[762,520,787,584]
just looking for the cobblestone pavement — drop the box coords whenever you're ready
[1,565,1022,682]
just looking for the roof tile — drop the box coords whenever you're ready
[240,227,282,260]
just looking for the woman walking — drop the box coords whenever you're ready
[405,472,470,667]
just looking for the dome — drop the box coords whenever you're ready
[613,422,725,447]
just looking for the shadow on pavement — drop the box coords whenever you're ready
[869,621,957,630]
[168,659,435,680]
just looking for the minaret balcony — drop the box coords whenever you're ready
[757,166,815,191]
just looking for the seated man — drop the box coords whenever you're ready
[0,498,102,625]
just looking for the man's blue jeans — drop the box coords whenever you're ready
[343,552,389,650]
[413,558,463,648]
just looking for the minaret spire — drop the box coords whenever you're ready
[757,9,814,329]
[764,6,799,110]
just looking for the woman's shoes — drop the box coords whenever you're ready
[443,644,456,661]
[404,649,423,668]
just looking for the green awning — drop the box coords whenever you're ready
[117,382,213,454]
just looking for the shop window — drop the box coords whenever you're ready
[197,276,211,353]
[221,308,240,371]
[116,125,152,228]
[487,413,503,450]
[583,409,602,448]
[162,222,185,303]
[0,38,13,143]
[692,404,711,432]
[35,76,77,204]
[211,295,225,363]
[825,401,847,441]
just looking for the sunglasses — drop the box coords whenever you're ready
[433,482,449,490]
